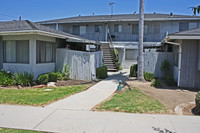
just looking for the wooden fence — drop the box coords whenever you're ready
[56,49,102,81]
[144,52,174,78]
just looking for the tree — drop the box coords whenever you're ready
[137,0,145,81]
[191,5,200,15]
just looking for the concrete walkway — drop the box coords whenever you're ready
[45,70,129,110]
[0,105,200,133]
[0,70,200,133]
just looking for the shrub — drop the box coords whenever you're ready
[130,64,137,77]
[14,72,34,86]
[195,91,200,114]
[96,65,108,79]
[38,73,49,84]
[0,70,15,86]
[116,62,122,70]
[56,71,63,80]
[144,72,154,81]
[165,75,177,86]
[48,73,58,82]
[113,49,119,62]
[151,79,162,88]
[160,60,171,75]
[62,64,70,80]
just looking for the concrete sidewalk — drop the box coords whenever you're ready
[0,104,200,133]
[45,70,129,110]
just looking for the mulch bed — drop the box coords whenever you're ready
[0,79,100,89]
[182,103,200,116]
[55,79,99,86]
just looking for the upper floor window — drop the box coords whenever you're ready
[179,22,189,32]
[73,26,80,35]
[36,40,56,63]
[144,24,149,34]
[114,24,122,32]
[132,24,139,34]
[152,23,160,34]
[73,25,87,35]
[94,25,102,32]
[3,40,29,64]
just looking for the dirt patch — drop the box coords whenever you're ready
[124,77,197,115]
[0,79,100,89]
[182,103,200,115]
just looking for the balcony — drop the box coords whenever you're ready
[71,32,167,42]
[110,33,167,42]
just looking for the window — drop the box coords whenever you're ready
[114,24,122,32]
[144,24,149,34]
[152,23,160,34]
[132,24,139,34]
[94,25,102,32]
[73,25,86,35]
[3,40,29,63]
[179,22,189,32]
[73,26,80,35]
[36,40,56,63]
[125,49,137,60]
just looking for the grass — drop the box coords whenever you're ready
[97,88,167,113]
[0,128,43,133]
[0,85,89,106]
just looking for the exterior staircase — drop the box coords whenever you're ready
[102,43,117,71]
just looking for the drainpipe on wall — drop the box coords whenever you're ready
[177,44,182,87]
[56,23,59,30]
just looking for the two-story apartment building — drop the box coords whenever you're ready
[38,13,200,69]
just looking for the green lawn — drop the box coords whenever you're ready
[0,128,43,133]
[0,85,89,106]
[97,88,167,113]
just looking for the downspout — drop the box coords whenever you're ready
[56,22,59,30]
[177,44,182,87]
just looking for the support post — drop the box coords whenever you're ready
[177,44,182,87]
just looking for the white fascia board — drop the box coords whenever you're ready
[39,17,200,24]
[168,35,200,40]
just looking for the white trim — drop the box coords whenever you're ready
[177,44,182,87]
[38,17,200,24]
[0,30,91,42]
[168,35,200,40]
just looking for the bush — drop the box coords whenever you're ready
[38,73,49,84]
[96,65,108,79]
[62,64,70,80]
[130,64,137,77]
[151,79,162,88]
[160,60,171,75]
[116,62,122,70]
[165,75,177,86]
[195,91,200,114]
[144,72,154,81]
[0,70,15,86]
[113,49,119,62]
[14,72,34,86]
[48,73,58,82]
[56,71,63,80]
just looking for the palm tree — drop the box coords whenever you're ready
[191,5,200,15]
[137,0,145,81]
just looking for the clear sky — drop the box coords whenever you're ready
[0,0,199,22]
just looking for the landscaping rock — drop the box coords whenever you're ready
[47,82,56,87]
[17,85,22,89]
